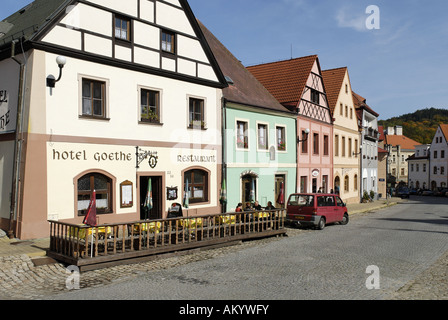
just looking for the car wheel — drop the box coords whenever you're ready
[340,213,349,225]
[316,217,325,230]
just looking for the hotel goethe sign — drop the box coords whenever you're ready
[0,59,19,133]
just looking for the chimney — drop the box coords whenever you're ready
[395,126,403,136]
[387,127,394,135]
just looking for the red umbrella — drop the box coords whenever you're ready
[277,182,285,205]
[83,189,97,226]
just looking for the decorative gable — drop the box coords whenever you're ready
[37,0,225,86]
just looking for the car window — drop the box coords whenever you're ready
[289,195,314,207]
[336,197,344,207]
[318,196,335,207]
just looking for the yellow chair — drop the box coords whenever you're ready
[218,215,236,225]
[69,225,112,239]
[133,222,162,234]
[179,218,203,229]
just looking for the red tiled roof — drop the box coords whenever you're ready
[197,20,289,113]
[352,91,379,117]
[246,55,318,106]
[321,67,349,115]
[440,124,448,141]
[386,135,421,150]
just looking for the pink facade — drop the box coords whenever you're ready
[296,60,334,193]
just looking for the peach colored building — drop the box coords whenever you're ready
[248,56,334,194]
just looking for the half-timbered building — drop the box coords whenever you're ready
[0,0,227,239]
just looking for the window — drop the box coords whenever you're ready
[401,168,405,176]
[115,16,131,41]
[442,150,445,158]
[237,121,248,149]
[340,103,343,116]
[350,108,353,119]
[354,174,358,191]
[344,175,349,192]
[345,105,348,117]
[313,133,319,154]
[416,164,419,172]
[342,136,346,157]
[354,139,358,158]
[301,130,308,154]
[423,164,426,172]
[441,167,445,175]
[411,164,414,172]
[184,169,208,204]
[82,79,106,118]
[257,124,268,150]
[140,89,160,123]
[434,166,438,174]
[434,151,438,159]
[162,30,175,54]
[276,126,286,151]
[348,138,352,158]
[323,135,329,156]
[77,173,112,215]
[335,135,339,157]
[189,98,205,129]
[310,89,319,104]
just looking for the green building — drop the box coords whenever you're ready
[199,22,297,212]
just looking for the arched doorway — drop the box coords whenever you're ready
[334,176,341,195]
[241,171,258,206]
[431,181,437,191]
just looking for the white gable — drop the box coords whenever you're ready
[39,0,221,84]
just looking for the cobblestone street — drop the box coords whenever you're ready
[1,199,447,300]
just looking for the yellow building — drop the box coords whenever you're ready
[322,67,360,204]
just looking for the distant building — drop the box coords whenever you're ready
[377,126,388,198]
[407,144,431,190]
[353,92,380,199]
[385,126,421,187]
[429,124,448,190]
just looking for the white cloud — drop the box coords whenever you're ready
[335,7,367,32]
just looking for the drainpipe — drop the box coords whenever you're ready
[8,40,26,239]
[221,97,227,213]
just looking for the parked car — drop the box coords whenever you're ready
[434,188,448,197]
[422,189,434,196]
[286,193,349,230]
[397,187,410,199]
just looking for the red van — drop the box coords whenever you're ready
[286,193,349,230]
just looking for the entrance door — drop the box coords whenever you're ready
[140,176,162,220]
[275,175,286,208]
[241,174,256,206]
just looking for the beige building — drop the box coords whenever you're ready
[322,67,360,204]
[385,126,421,187]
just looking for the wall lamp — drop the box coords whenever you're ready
[297,128,310,144]
[353,145,363,156]
[46,56,67,88]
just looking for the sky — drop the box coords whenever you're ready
[2,0,448,120]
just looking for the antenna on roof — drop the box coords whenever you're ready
[290,44,293,59]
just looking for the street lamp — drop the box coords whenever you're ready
[46,56,67,88]
[297,128,310,144]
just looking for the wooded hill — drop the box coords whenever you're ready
[378,108,448,144]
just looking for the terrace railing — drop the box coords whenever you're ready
[48,210,286,271]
